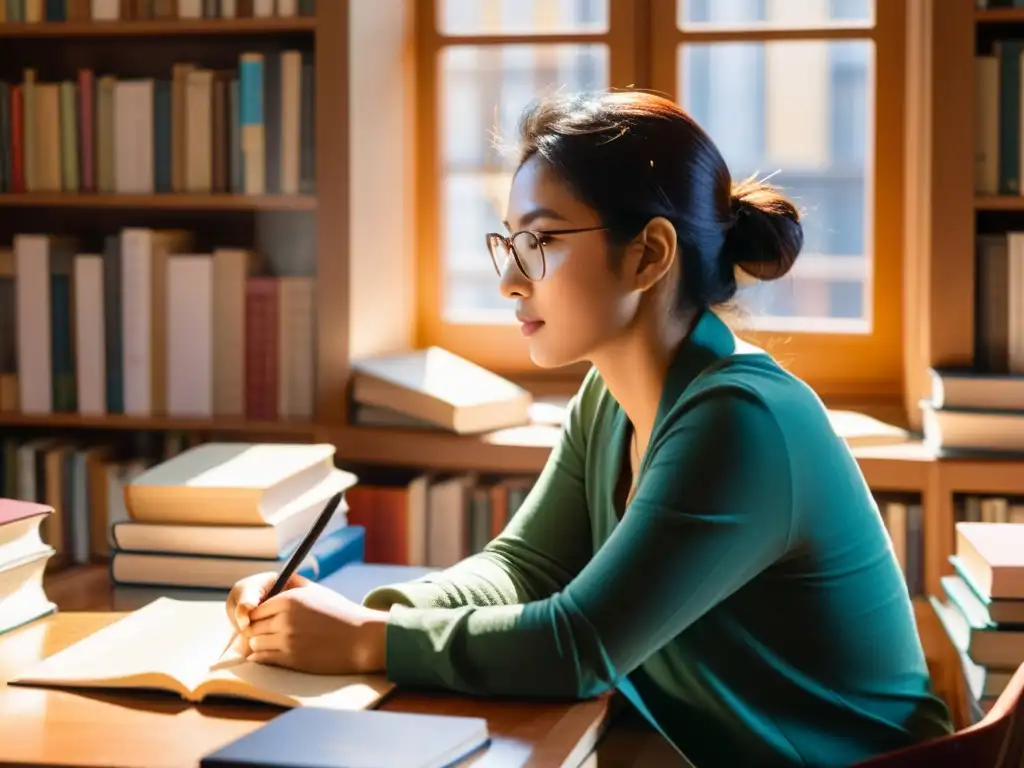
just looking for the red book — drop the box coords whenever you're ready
[9,86,24,193]
[244,277,279,421]
[0,498,51,529]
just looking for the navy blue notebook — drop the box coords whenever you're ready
[200,707,490,768]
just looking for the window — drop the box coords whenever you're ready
[415,0,905,399]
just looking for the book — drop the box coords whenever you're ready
[931,576,1024,670]
[200,706,490,768]
[112,468,355,559]
[0,498,53,567]
[955,522,1024,599]
[0,550,57,636]
[10,597,393,709]
[110,525,365,590]
[125,442,348,526]
[350,347,532,435]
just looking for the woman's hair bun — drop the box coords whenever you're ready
[721,176,804,281]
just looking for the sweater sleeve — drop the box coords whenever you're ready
[360,387,595,612]
[380,387,795,699]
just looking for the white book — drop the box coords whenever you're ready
[276,0,297,17]
[121,229,154,416]
[13,236,52,414]
[90,0,119,20]
[177,0,202,18]
[125,442,349,526]
[254,0,274,17]
[74,255,106,416]
[112,470,351,559]
[114,80,155,194]
[11,598,391,709]
[167,255,214,417]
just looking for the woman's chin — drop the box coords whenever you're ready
[527,337,580,370]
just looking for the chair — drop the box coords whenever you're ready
[850,661,1024,768]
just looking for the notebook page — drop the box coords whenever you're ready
[202,658,391,709]
[12,598,232,692]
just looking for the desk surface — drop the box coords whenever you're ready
[0,566,620,768]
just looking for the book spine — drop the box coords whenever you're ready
[298,526,365,581]
[244,277,278,420]
[153,80,172,193]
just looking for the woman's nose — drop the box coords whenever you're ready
[498,254,532,300]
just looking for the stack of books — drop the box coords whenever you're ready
[109,442,364,590]
[931,522,1024,720]
[0,498,57,635]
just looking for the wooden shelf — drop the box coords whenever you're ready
[328,425,940,483]
[331,425,559,475]
[0,18,316,38]
[0,193,316,210]
[975,195,1024,211]
[0,412,318,436]
[975,8,1024,23]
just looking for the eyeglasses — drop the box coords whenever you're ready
[486,226,608,281]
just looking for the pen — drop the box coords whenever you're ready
[217,489,345,662]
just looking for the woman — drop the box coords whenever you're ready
[226,91,953,767]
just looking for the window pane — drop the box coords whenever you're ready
[679,0,873,30]
[680,39,874,333]
[439,44,609,322]
[440,0,608,35]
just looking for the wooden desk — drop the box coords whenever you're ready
[0,566,637,768]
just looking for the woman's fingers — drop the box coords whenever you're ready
[247,611,286,637]
[247,632,286,654]
[230,572,279,630]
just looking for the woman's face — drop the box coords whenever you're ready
[499,155,639,369]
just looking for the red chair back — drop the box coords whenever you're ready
[850,661,1024,768]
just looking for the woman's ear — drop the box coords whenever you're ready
[627,217,677,293]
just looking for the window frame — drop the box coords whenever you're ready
[414,0,906,402]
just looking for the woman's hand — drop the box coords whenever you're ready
[233,578,390,676]
[226,571,311,634]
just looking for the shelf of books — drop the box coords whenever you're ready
[0,2,319,423]
[914,3,1024,727]
[930,496,1024,725]
[0,0,315,28]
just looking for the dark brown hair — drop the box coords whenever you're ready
[515,90,803,311]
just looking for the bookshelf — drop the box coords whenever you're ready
[0,18,317,37]
[898,0,1024,727]
[0,192,315,209]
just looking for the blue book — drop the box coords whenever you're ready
[319,563,436,604]
[199,707,490,768]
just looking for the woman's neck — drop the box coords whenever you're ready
[591,307,696,455]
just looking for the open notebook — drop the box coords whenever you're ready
[10,598,394,709]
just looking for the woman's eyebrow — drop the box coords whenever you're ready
[503,207,570,231]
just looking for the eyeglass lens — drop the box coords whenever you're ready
[488,231,544,280]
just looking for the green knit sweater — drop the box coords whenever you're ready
[362,309,952,767]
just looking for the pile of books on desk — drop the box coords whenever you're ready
[931,522,1024,720]
[109,442,364,591]
[0,498,57,635]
